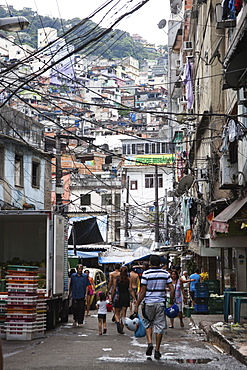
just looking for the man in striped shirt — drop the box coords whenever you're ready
[134,255,174,359]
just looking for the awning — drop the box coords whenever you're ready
[210,197,247,237]
[68,250,99,259]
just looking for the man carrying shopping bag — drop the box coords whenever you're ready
[134,255,174,359]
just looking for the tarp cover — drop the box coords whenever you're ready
[68,217,104,245]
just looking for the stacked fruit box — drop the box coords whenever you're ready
[0,293,7,339]
[194,282,209,313]
[6,265,39,340]
[36,289,46,338]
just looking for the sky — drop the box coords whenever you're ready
[6,0,169,46]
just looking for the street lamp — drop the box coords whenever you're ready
[0,16,29,32]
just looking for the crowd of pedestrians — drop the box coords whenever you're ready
[69,258,199,359]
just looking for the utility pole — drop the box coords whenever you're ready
[55,124,63,212]
[124,175,129,248]
[163,188,168,242]
[154,165,159,248]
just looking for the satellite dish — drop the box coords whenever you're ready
[174,188,184,197]
[208,37,223,65]
[158,19,166,29]
[178,175,194,192]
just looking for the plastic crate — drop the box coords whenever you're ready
[6,330,36,341]
[194,304,209,313]
[7,265,38,272]
[208,297,223,310]
[194,290,209,298]
[208,309,223,314]
[204,280,220,294]
[194,297,209,305]
[0,280,6,292]
[7,270,38,277]
[195,282,209,291]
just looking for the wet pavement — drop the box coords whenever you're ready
[2,312,246,369]
[190,314,247,366]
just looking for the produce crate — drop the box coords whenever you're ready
[204,280,220,295]
[194,290,209,298]
[195,282,209,291]
[0,280,6,292]
[6,330,36,341]
[7,270,38,277]
[194,297,209,305]
[194,303,209,313]
[7,265,38,272]
[208,297,223,312]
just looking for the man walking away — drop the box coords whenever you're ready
[134,255,174,359]
[108,263,121,322]
[69,264,90,327]
[189,268,201,306]
[129,267,140,315]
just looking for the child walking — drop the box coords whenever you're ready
[96,292,108,335]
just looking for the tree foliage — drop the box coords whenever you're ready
[0,6,165,61]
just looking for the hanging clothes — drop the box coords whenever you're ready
[229,139,238,163]
[183,60,194,109]
[182,197,192,235]
[235,0,242,15]
[222,0,230,20]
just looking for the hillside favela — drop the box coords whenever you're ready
[0,1,247,369]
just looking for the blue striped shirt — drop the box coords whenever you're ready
[141,268,172,303]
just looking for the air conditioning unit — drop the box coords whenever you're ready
[238,87,247,107]
[184,41,193,50]
[220,154,239,188]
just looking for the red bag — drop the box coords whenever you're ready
[106,303,113,312]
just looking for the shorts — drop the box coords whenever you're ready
[175,302,182,312]
[142,302,167,334]
[98,314,106,320]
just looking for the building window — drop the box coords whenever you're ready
[145,174,163,188]
[115,220,121,241]
[152,143,156,154]
[145,143,149,154]
[102,193,112,206]
[157,143,161,153]
[15,154,24,187]
[132,144,136,154]
[0,146,4,180]
[162,143,168,153]
[130,180,138,190]
[122,145,126,155]
[32,160,40,188]
[136,143,144,154]
[115,193,121,211]
[80,193,91,206]
[127,144,131,154]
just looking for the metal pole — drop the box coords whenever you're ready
[124,176,130,248]
[55,126,62,212]
[154,165,159,244]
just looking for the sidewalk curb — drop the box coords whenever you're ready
[190,316,247,366]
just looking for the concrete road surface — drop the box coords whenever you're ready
[2,312,246,369]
